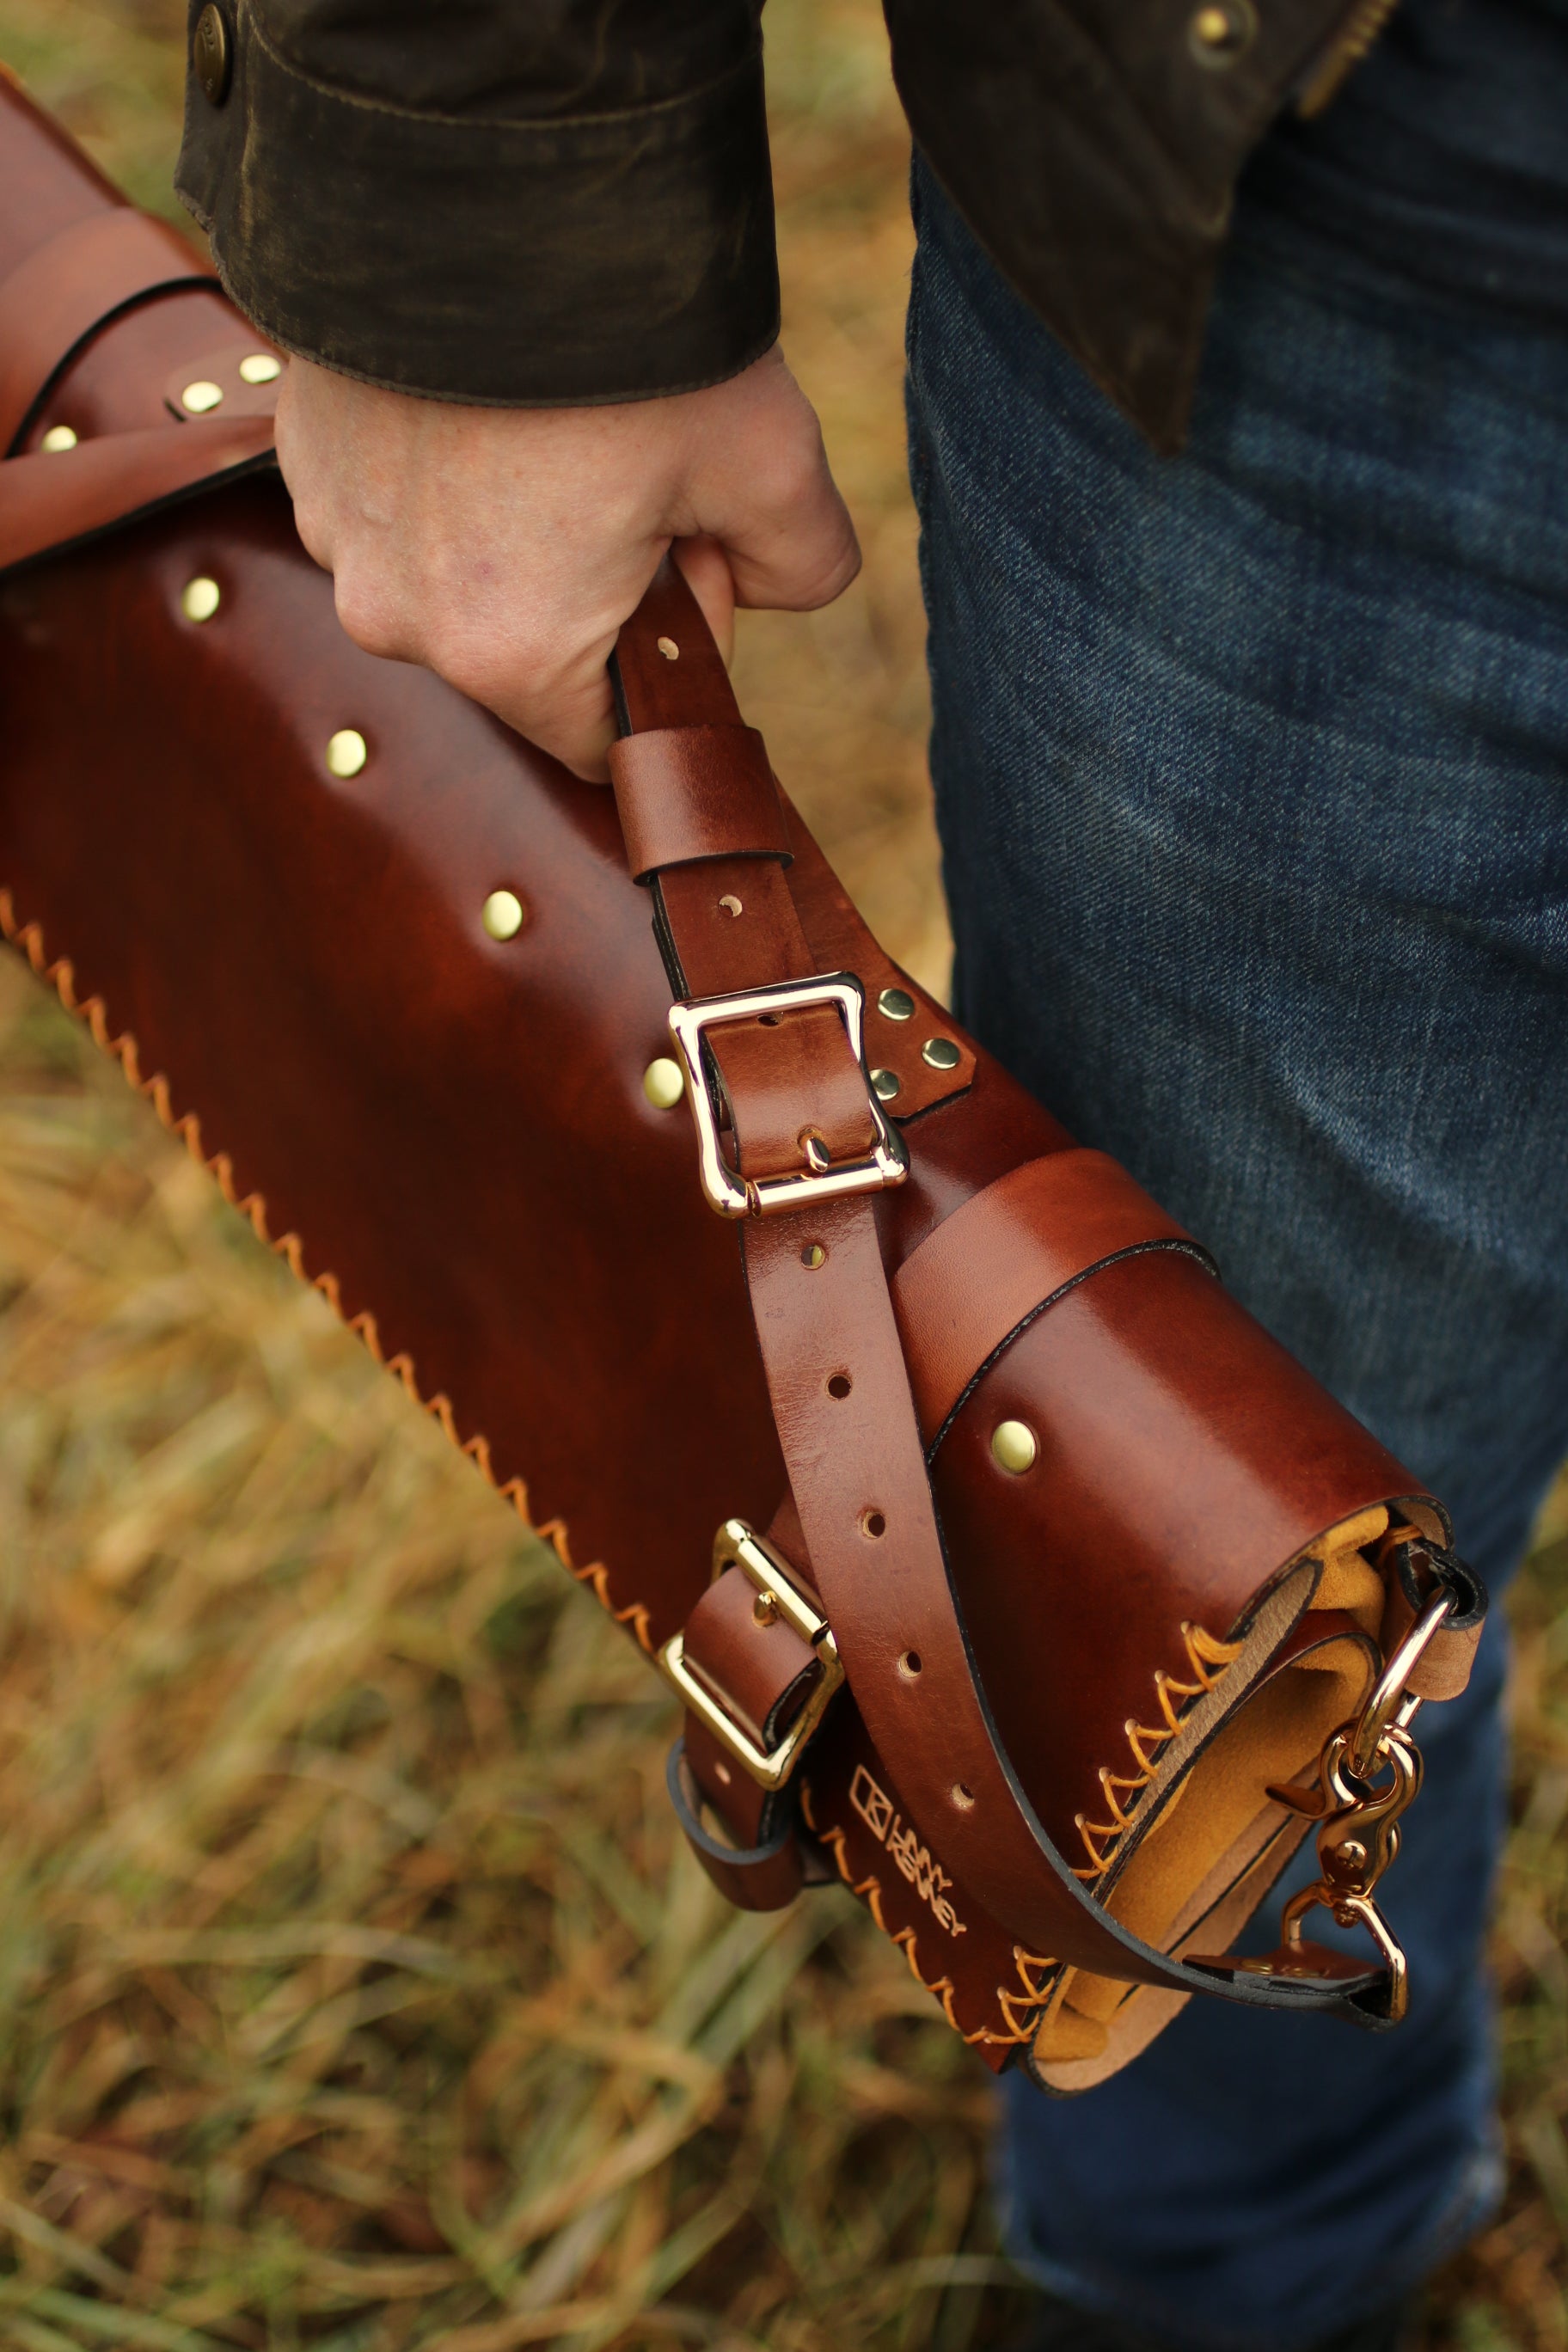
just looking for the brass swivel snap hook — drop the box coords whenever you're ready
[1263,1583,1454,2024]
[1271,1721,1424,2021]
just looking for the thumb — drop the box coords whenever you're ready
[685,353,861,615]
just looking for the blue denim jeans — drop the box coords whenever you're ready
[904,157,1568,2349]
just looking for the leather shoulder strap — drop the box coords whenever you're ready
[609,557,1395,2023]
[0,208,214,455]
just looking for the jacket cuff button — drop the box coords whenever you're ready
[193,3,232,105]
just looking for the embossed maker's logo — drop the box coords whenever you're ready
[849,1765,967,1936]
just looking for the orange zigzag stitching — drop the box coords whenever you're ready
[0,891,652,1654]
[799,1783,1055,2049]
[1071,1619,1244,1882]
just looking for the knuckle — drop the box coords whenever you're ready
[331,566,410,662]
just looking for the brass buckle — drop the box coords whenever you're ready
[666,972,909,1219]
[658,1519,843,1790]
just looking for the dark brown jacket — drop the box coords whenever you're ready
[175,0,1390,451]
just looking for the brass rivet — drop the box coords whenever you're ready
[193,2,232,104]
[481,889,525,941]
[181,379,224,414]
[657,636,679,660]
[325,728,367,779]
[238,352,282,385]
[922,1036,961,1070]
[871,1067,900,1102]
[951,1782,976,1810]
[991,1419,1038,1474]
[1189,0,1254,61]
[877,987,915,1022]
[40,424,77,452]
[642,1057,684,1110]
[719,893,743,918]
[752,1591,780,1628]
[181,576,221,623]
[800,1242,826,1270]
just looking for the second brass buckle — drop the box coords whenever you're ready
[658,1519,843,1790]
[667,972,909,1219]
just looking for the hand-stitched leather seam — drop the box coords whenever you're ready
[1069,1620,1243,1882]
[800,1779,1057,2048]
[0,887,652,1655]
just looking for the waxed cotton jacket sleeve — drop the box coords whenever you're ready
[176,0,1383,450]
[175,0,779,408]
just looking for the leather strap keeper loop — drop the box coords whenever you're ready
[0,210,215,456]
[608,724,791,881]
[891,1149,1213,1444]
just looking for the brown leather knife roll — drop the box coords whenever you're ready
[0,74,1485,2092]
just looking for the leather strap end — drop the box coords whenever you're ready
[609,724,791,881]
[665,1740,806,1912]
[0,417,279,578]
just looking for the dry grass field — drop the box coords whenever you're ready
[0,3,1562,2348]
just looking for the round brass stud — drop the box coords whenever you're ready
[1188,0,1255,64]
[181,576,221,623]
[642,1057,685,1110]
[193,2,232,105]
[481,889,526,942]
[325,728,367,779]
[991,1418,1038,1474]
[238,352,282,385]
[752,1591,780,1628]
[40,424,77,452]
[877,986,915,1022]
[181,379,224,415]
[922,1036,961,1070]
[871,1067,900,1102]
[657,636,679,661]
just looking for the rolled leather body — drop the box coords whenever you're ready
[0,79,1482,2090]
